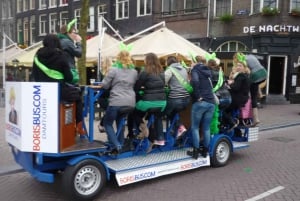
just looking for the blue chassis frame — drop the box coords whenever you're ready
[8,86,250,184]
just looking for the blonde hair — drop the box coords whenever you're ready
[116,50,134,68]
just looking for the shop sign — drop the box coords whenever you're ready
[243,25,300,34]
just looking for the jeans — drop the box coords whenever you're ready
[103,106,128,150]
[164,96,190,120]
[190,101,215,149]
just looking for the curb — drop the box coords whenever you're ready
[0,165,24,176]
[260,122,300,132]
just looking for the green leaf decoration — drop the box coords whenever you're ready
[119,42,133,52]
[205,52,216,62]
[67,19,77,32]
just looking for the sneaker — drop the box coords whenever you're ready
[177,125,187,138]
[98,124,105,133]
[153,140,165,146]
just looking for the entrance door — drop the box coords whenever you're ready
[267,56,287,95]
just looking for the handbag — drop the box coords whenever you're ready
[240,98,252,119]
[215,84,232,109]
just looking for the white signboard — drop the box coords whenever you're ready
[115,157,210,186]
[5,82,59,153]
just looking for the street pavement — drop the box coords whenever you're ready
[1,103,300,175]
[0,103,300,201]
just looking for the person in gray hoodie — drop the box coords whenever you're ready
[164,56,191,138]
[100,50,138,154]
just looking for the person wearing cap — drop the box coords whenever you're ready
[57,19,86,135]
[57,19,82,84]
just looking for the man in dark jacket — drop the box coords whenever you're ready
[57,19,82,84]
[56,20,86,135]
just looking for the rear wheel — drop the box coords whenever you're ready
[211,138,231,167]
[62,159,106,201]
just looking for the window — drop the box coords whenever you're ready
[60,0,68,6]
[17,19,23,44]
[30,0,35,10]
[1,1,8,18]
[215,0,232,17]
[137,0,152,16]
[39,0,47,9]
[88,7,95,32]
[97,4,107,16]
[185,0,201,13]
[74,9,81,30]
[252,0,278,13]
[30,16,36,44]
[216,41,248,52]
[49,13,57,33]
[60,11,68,26]
[8,1,12,18]
[39,14,47,35]
[17,0,22,13]
[252,0,260,13]
[162,0,177,15]
[263,0,277,7]
[116,0,129,20]
[291,0,300,10]
[24,18,29,45]
[24,0,29,11]
[49,0,57,7]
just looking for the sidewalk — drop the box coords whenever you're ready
[1,103,300,175]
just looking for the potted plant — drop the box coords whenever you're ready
[219,13,234,23]
[291,8,300,16]
[261,6,279,16]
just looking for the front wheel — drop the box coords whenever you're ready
[211,138,231,167]
[62,159,107,201]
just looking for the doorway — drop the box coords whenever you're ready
[267,56,287,95]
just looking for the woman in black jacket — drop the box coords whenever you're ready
[223,58,251,131]
[133,53,166,148]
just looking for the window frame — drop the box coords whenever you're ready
[39,14,47,36]
[39,0,47,10]
[184,0,201,14]
[161,0,177,16]
[116,0,129,20]
[290,0,300,11]
[30,0,35,10]
[214,0,232,17]
[30,16,36,44]
[97,4,107,16]
[49,13,57,33]
[59,0,68,6]
[49,0,57,8]
[137,0,152,17]
[251,0,278,14]
[59,11,69,27]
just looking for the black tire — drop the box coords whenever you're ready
[62,159,107,201]
[211,138,231,167]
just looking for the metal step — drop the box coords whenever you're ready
[105,148,210,186]
[232,141,249,150]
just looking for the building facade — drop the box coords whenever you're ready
[3,0,300,102]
